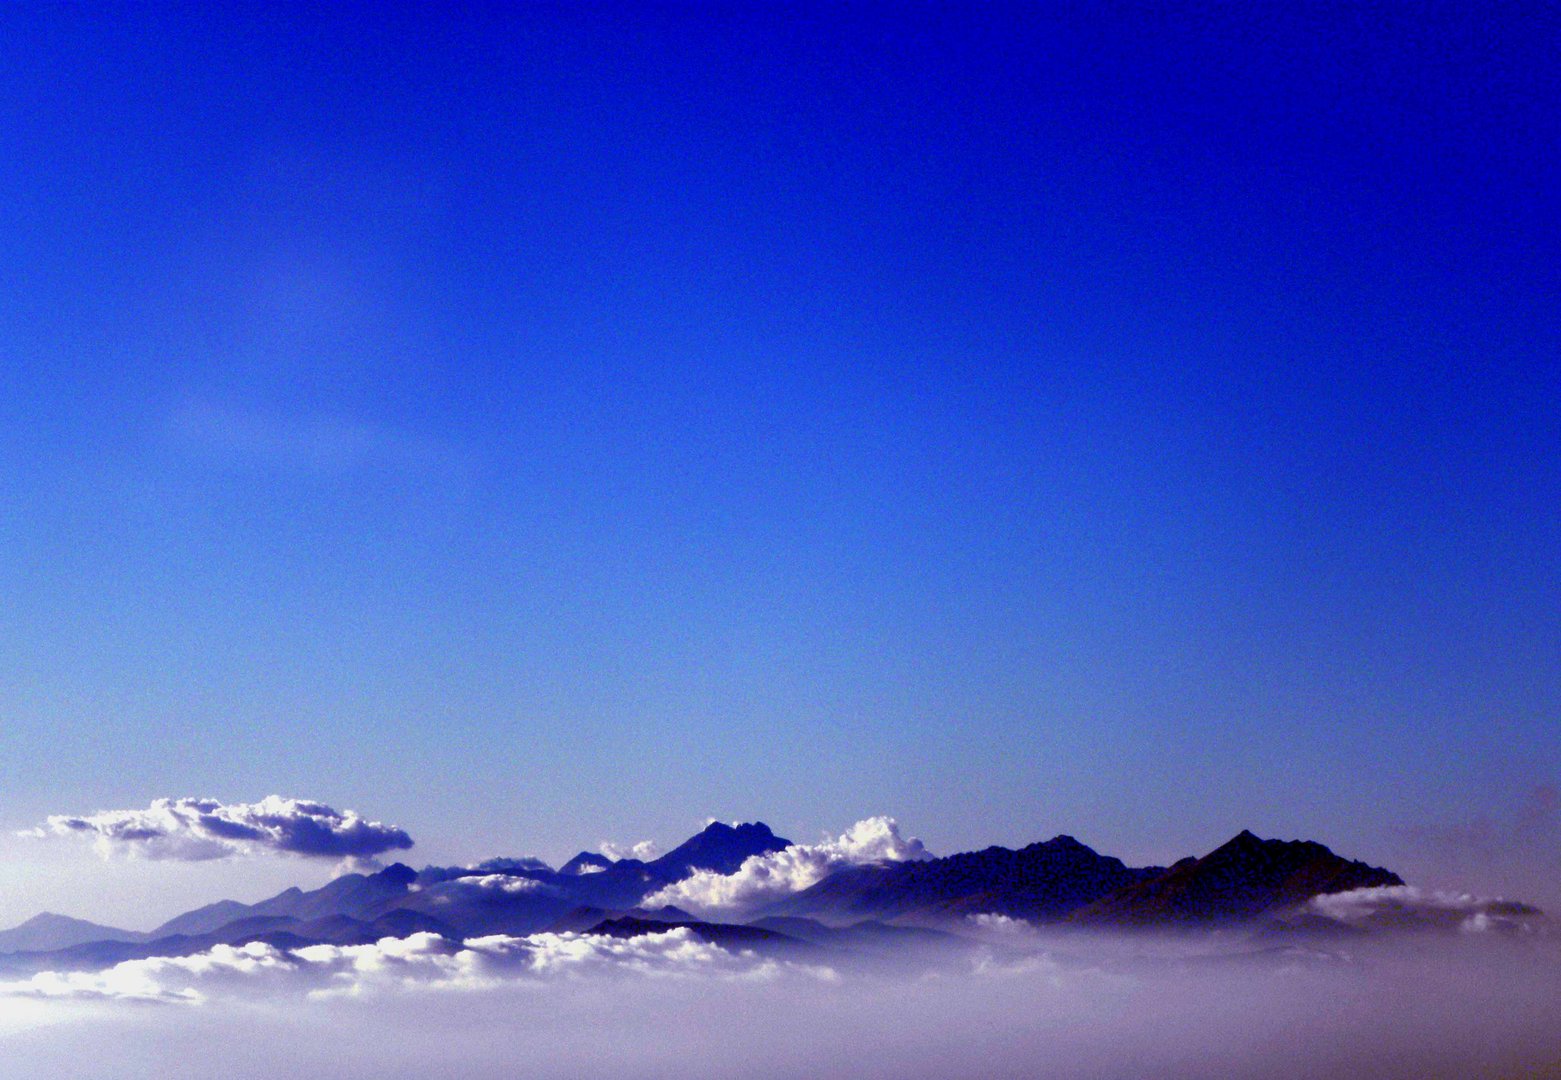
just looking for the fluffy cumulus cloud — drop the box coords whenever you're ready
[599,839,662,862]
[431,875,552,897]
[1308,885,1549,933]
[417,857,553,887]
[0,928,827,1004]
[644,817,931,914]
[28,797,413,862]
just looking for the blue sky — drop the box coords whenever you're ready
[1,4,1557,924]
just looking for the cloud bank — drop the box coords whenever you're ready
[1308,885,1548,934]
[645,817,931,914]
[29,797,413,863]
[1,928,820,1004]
[3,927,1559,1080]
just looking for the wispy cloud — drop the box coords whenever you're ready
[25,796,413,864]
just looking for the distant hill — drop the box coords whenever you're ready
[149,898,256,939]
[0,912,144,954]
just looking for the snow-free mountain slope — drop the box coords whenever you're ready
[0,912,144,953]
[764,834,1162,923]
[1072,830,1403,926]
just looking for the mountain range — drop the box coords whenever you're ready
[0,821,1482,974]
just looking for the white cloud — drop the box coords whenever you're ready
[25,796,413,863]
[644,817,931,914]
[439,875,550,896]
[3,926,1560,1080]
[599,840,662,862]
[0,928,831,1004]
[1308,885,1548,933]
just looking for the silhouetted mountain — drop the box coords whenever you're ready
[277,862,420,921]
[766,835,1160,924]
[3,821,1427,977]
[137,864,423,943]
[1071,830,1403,926]
[0,912,144,954]
[195,914,297,942]
[150,898,256,939]
[100,826,789,957]
[646,822,790,878]
[535,822,793,911]
[363,908,461,940]
[545,904,696,934]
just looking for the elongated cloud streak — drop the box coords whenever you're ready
[0,929,824,1003]
[645,816,931,914]
[1308,885,1548,933]
[28,797,413,862]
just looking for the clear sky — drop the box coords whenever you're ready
[1,4,1557,926]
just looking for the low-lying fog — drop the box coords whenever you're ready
[2,921,1556,1079]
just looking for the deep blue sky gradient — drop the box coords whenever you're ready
[1,4,1557,922]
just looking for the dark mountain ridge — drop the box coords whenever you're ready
[765,834,1163,924]
[0,823,1427,973]
[645,822,786,878]
[1071,830,1403,926]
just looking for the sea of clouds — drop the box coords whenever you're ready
[1,913,1557,1079]
[8,805,1559,1077]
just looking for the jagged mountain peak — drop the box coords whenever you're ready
[0,821,1436,972]
[647,821,791,878]
[1072,830,1402,926]
[377,863,417,886]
